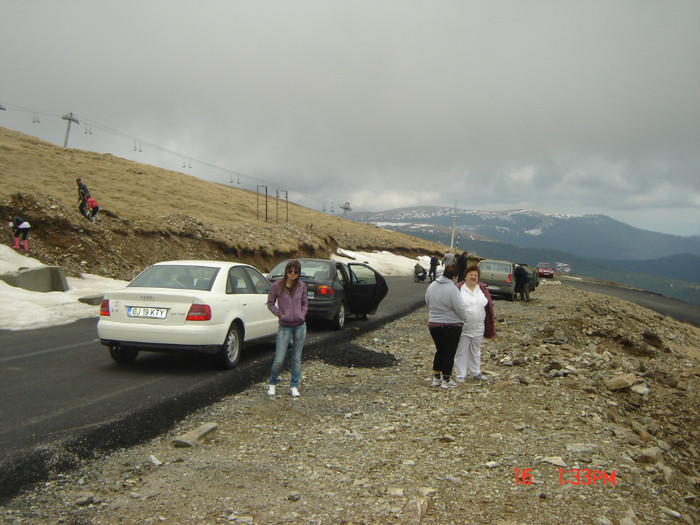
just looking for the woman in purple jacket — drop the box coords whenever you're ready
[266,260,308,397]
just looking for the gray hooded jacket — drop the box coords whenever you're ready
[425,276,467,324]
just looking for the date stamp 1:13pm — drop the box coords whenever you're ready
[514,468,616,486]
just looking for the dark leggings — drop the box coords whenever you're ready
[429,325,463,376]
[13,228,29,241]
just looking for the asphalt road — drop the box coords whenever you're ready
[560,278,700,328]
[0,276,428,496]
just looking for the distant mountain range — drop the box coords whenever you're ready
[347,207,700,305]
[347,207,700,260]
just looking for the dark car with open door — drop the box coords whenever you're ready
[267,258,389,330]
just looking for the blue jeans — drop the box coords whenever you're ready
[269,323,306,388]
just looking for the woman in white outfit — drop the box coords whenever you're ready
[454,265,496,381]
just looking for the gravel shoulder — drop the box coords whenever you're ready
[3,282,700,524]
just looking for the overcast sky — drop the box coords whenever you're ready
[1,1,698,236]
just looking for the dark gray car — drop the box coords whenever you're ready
[268,258,389,330]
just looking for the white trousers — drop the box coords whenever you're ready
[454,333,484,379]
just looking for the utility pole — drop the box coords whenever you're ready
[256,185,268,222]
[449,201,457,250]
[275,189,288,223]
[62,112,79,147]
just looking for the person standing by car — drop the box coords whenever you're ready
[76,178,91,221]
[425,264,467,389]
[8,214,31,252]
[454,265,496,382]
[514,264,531,302]
[442,250,456,267]
[266,259,308,398]
[429,253,439,282]
[456,251,468,281]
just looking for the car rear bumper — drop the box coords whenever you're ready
[306,301,339,320]
[97,319,227,353]
[485,284,515,297]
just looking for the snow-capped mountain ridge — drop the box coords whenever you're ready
[347,206,700,261]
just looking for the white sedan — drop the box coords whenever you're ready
[97,260,278,369]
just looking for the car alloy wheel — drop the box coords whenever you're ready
[332,302,346,330]
[218,324,242,369]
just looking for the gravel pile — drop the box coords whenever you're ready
[2,282,699,524]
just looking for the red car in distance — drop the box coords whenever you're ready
[536,262,554,278]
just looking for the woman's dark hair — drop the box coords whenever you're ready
[281,259,302,295]
[443,264,459,279]
[465,264,480,278]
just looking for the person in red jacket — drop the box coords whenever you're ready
[86,196,100,222]
[266,259,308,397]
[454,264,496,382]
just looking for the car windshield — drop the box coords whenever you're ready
[268,260,332,280]
[128,265,220,290]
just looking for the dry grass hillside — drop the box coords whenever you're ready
[0,127,445,280]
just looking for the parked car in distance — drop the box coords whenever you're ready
[267,258,388,330]
[97,260,278,369]
[477,259,516,301]
[537,262,555,278]
[516,262,539,292]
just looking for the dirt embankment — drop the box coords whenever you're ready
[1,127,445,280]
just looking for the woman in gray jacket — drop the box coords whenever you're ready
[424,264,467,388]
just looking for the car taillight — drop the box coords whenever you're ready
[100,299,110,316]
[186,304,212,321]
[506,274,512,284]
[316,285,334,296]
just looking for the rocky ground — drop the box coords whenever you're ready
[2,281,699,524]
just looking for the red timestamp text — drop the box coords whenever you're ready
[558,468,615,486]
[513,468,616,486]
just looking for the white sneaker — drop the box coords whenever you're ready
[472,373,488,381]
[290,387,300,397]
[267,385,276,396]
[432,377,442,387]
[456,377,466,383]
[441,379,458,389]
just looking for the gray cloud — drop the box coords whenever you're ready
[1,0,698,235]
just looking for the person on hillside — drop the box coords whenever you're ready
[86,195,100,223]
[76,178,92,221]
[514,264,531,302]
[8,214,31,252]
[454,265,496,382]
[429,253,439,282]
[442,250,456,267]
[425,264,467,389]
[266,259,308,398]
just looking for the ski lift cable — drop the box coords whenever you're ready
[2,101,350,214]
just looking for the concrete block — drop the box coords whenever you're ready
[172,423,218,447]
[79,294,104,305]
[0,266,69,293]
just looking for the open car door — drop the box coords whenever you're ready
[346,263,389,316]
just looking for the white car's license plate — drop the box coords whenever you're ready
[307,291,315,299]
[128,306,168,319]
